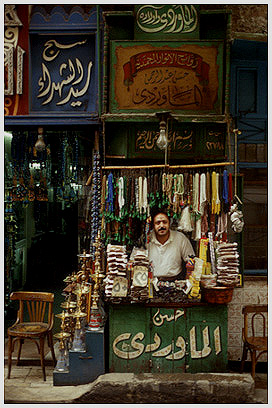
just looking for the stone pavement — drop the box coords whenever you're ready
[4,339,268,404]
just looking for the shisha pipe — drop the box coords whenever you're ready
[88,231,105,331]
[71,290,87,352]
[54,332,70,372]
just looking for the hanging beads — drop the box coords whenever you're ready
[90,151,101,259]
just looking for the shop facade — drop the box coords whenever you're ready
[4,4,103,296]
[4,4,267,383]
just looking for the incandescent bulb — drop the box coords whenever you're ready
[156,128,168,150]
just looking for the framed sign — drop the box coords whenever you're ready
[30,33,97,115]
[110,41,224,114]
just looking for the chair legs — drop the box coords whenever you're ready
[47,331,57,366]
[17,339,24,365]
[7,335,13,379]
[240,344,248,373]
[251,350,256,379]
[39,336,46,381]
[7,334,55,381]
[241,345,260,379]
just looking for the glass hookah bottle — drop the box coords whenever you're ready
[54,334,70,372]
[71,316,86,352]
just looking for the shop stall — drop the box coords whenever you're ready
[51,5,245,385]
[53,153,244,384]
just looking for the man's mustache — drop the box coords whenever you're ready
[158,227,166,231]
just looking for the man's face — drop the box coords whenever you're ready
[153,213,170,239]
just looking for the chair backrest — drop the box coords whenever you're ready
[242,304,268,339]
[10,291,54,325]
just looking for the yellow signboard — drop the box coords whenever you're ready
[110,41,223,114]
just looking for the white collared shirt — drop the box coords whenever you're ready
[148,229,195,278]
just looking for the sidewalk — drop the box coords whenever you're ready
[4,339,268,404]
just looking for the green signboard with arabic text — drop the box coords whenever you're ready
[134,5,200,40]
[106,122,226,161]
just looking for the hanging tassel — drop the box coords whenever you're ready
[228,173,233,207]
[106,173,114,213]
[177,205,193,232]
[211,171,220,214]
[194,218,202,241]
[142,177,148,215]
[192,173,199,213]
[199,172,206,215]
[118,176,125,218]
[215,172,221,214]
[222,169,229,213]
[216,212,228,238]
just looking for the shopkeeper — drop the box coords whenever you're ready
[148,209,195,280]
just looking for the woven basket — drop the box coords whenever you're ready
[202,286,234,304]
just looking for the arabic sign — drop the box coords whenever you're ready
[4,5,29,115]
[125,123,226,160]
[109,305,228,373]
[30,34,97,114]
[110,41,223,114]
[112,325,221,360]
[134,5,200,40]
[111,307,222,361]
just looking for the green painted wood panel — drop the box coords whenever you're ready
[106,122,226,161]
[149,307,186,373]
[109,304,228,373]
[186,305,228,373]
[109,304,151,373]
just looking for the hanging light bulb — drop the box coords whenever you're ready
[35,127,46,152]
[156,120,168,150]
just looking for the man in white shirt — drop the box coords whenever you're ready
[148,209,195,280]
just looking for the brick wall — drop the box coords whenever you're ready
[228,278,268,362]
[200,5,267,36]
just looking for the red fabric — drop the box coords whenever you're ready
[228,173,233,205]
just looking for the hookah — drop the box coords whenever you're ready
[54,310,71,372]
[71,290,87,352]
[88,231,105,331]
[76,250,92,321]
[54,332,71,372]
[56,309,74,357]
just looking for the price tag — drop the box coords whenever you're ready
[112,277,128,297]
[133,265,148,287]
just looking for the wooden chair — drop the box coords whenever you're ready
[7,291,56,381]
[240,305,268,378]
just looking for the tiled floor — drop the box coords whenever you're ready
[4,338,267,395]
[4,337,58,385]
